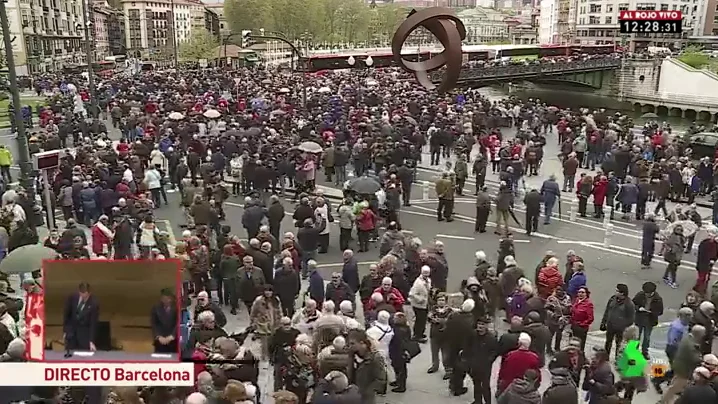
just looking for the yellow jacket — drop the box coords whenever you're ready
[0,148,12,166]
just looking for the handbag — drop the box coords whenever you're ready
[405,339,421,360]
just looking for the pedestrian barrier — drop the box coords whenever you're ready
[569,199,578,221]
[603,207,613,227]
[604,223,614,248]
[423,182,430,200]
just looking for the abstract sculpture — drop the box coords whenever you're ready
[391,8,467,93]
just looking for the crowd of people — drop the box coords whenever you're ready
[0,48,716,404]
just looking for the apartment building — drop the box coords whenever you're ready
[538,0,577,44]
[201,0,226,36]
[573,0,698,51]
[694,0,718,35]
[190,4,219,39]
[8,0,87,74]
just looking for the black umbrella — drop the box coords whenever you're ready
[348,176,381,194]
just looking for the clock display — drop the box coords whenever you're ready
[620,19,682,33]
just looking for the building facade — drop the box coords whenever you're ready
[91,2,111,59]
[573,0,697,50]
[458,7,512,43]
[201,1,228,36]
[9,0,88,74]
[538,0,577,44]
[694,0,718,35]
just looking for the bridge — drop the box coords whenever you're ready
[431,58,622,88]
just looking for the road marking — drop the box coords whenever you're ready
[512,240,531,243]
[403,206,716,276]
[436,234,474,240]
[557,240,594,244]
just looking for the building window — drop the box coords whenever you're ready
[607,4,613,12]
[605,16,612,24]
[660,3,668,10]
[589,4,601,12]
[589,16,600,24]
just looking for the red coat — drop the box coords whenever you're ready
[592,179,608,205]
[356,209,378,232]
[498,349,541,392]
[91,225,112,256]
[367,286,405,312]
[191,349,208,385]
[537,266,563,299]
[571,298,595,329]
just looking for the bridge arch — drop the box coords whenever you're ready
[640,104,656,114]
[684,109,698,120]
[699,111,714,122]
[656,106,669,116]
[669,108,682,117]
[633,103,643,113]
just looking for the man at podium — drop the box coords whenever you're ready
[62,282,99,351]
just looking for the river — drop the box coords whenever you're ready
[475,85,705,133]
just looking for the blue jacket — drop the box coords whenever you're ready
[540,179,561,206]
[308,271,325,304]
[666,318,688,347]
[567,271,587,299]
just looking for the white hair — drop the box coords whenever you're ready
[296,333,313,346]
[382,277,392,285]
[546,257,560,267]
[306,299,317,308]
[461,299,475,313]
[185,392,208,404]
[346,318,362,330]
[371,292,384,302]
[339,300,353,313]
[475,250,487,262]
[518,332,532,348]
[308,259,318,269]
[283,257,293,266]
[333,336,346,349]
[323,300,336,313]
[504,255,517,266]
[326,370,349,391]
[700,301,715,312]
[421,265,431,276]
[197,371,213,386]
[519,282,534,295]
[377,310,390,323]
[197,310,215,323]
[6,338,25,358]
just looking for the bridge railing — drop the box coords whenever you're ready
[436,58,621,82]
[624,90,718,109]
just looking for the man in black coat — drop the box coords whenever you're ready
[342,250,360,297]
[462,321,499,404]
[150,288,179,354]
[632,281,664,357]
[266,195,285,241]
[63,282,99,351]
[523,189,542,236]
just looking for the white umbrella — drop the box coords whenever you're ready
[168,112,185,120]
[203,109,221,119]
[278,87,290,94]
[663,220,699,237]
[318,86,332,94]
[298,141,323,153]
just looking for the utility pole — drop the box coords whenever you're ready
[80,0,98,118]
[0,0,34,199]
[170,0,178,66]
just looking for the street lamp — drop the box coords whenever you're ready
[76,5,98,118]
[365,55,373,67]
[347,55,355,67]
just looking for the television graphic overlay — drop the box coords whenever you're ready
[39,259,182,362]
[619,10,682,34]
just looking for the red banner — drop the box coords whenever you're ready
[24,291,45,361]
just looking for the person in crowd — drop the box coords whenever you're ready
[652,307,693,393]
[600,283,635,359]
[498,368,542,404]
[250,285,283,360]
[582,348,615,404]
[658,324,706,404]
[408,265,431,343]
[632,281,663,358]
[497,332,540,394]
[346,329,388,404]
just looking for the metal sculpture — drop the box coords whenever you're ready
[391,8,466,93]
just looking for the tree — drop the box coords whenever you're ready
[178,30,220,62]
[223,0,404,44]
[679,45,710,69]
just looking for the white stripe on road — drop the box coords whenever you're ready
[404,205,718,276]
[435,234,474,240]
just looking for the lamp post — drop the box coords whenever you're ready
[77,0,98,118]
[347,55,356,67]
[0,0,34,200]
[365,55,374,67]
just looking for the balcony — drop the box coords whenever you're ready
[54,48,62,55]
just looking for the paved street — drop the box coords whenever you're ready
[5,113,692,403]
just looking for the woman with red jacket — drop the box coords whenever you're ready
[91,215,114,257]
[592,175,609,218]
[570,286,595,352]
[537,257,564,299]
[355,202,378,252]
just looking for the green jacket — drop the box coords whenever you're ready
[219,255,240,279]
